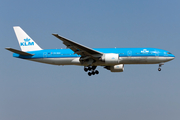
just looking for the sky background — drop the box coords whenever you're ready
[0,0,180,120]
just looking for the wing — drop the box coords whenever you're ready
[52,34,103,59]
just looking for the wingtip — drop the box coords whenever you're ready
[52,33,58,36]
[13,26,20,28]
[5,47,11,50]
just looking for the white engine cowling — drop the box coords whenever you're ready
[110,64,124,72]
[101,53,119,64]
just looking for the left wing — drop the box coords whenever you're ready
[52,34,103,60]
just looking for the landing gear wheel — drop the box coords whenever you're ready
[88,67,92,71]
[158,63,164,72]
[85,66,99,76]
[95,70,99,74]
[92,66,97,70]
[84,67,88,72]
[88,72,92,76]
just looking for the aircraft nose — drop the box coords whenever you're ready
[171,54,175,58]
[167,54,175,61]
[172,55,175,60]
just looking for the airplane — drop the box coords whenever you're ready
[6,26,175,76]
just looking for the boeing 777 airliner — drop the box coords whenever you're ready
[6,26,175,76]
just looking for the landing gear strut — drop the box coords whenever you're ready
[158,63,164,71]
[84,66,99,76]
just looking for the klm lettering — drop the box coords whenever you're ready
[20,42,34,46]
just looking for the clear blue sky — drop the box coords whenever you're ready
[0,0,180,120]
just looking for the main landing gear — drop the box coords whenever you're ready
[84,66,99,76]
[158,63,164,71]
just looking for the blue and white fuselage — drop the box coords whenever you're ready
[6,26,175,76]
[13,48,174,65]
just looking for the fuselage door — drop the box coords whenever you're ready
[155,51,159,59]
[43,52,47,58]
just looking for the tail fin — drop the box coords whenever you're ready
[13,26,42,51]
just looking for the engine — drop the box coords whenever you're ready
[101,53,120,64]
[104,64,124,72]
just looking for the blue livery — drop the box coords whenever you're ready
[6,26,175,76]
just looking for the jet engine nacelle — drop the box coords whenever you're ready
[101,53,120,64]
[110,64,124,72]
[105,64,124,72]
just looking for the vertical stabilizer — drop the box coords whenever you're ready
[13,26,42,51]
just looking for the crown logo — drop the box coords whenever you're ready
[24,38,30,42]
[141,49,149,53]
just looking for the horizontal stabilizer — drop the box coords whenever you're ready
[5,48,34,56]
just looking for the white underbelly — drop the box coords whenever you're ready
[27,57,81,65]
[120,57,169,64]
[27,56,172,66]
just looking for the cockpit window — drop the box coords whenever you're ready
[167,52,172,54]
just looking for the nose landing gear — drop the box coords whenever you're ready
[158,63,164,71]
[84,66,99,76]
